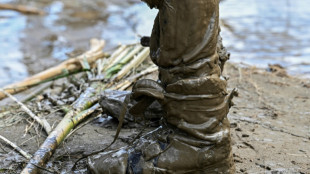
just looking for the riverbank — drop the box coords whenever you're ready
[0,61,309,173]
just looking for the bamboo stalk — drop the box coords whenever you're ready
[114,47,150,81]
[21,85,102,174]
[101,45,127,72]
[0,3,44,15]
[0,134,32,159]
[104,45,142,78]
[102,46,130,72]
[0,39,106,101]
[0,88,51,135]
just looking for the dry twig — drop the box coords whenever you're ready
[0,134,32,159]
[0,88,52,135]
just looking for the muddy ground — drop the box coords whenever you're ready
[0,62,309,173]
[0,0,310,173]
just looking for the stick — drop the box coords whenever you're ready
[0,3,44,15]
[0,88,52,135]
[0,134,32,159]
[0,39,106,101]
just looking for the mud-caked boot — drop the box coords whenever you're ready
[88,75,236,173]
[87,79,236,174]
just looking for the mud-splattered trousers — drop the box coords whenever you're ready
[88,0,235,173]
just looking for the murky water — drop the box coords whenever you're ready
[0,0,309,87]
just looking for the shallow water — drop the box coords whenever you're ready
[0,0,309,87]
[220,0,310,78]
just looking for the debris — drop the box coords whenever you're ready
[64,113,102,141]
[20,41,152,174]
[111,64,157,90]
[21,98,101,174]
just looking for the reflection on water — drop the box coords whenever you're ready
[0,0,309,87]
[0,10,28,86]
[220,0,310,77]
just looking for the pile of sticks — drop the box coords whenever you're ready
[0,39,156,174]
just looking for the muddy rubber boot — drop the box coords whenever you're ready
[88,87,236,173]
[88,74,236,173]
[88,0,235,173]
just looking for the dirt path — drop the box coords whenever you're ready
[0,62,309,173]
